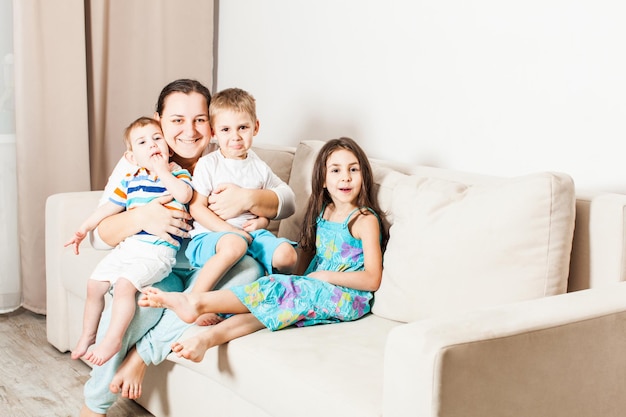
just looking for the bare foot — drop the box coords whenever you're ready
[83,338,121,366]
[139,287,201,323]
[71,333,96,360]
[109,347,146,400]
[171,331,216,362]
[195,313,224,326]
[79,404,105,417]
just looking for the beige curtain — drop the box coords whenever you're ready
[0,0,19,313]
[12,0,214,314]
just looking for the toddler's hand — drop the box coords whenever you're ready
[150,153,170,176]
[64,231,87,255]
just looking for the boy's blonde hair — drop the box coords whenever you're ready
[209,88,257,127]
[123,117,161,151]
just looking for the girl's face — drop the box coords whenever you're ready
[324,149,362,205]
[156,91,210,165]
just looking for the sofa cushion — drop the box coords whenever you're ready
[278,140,323,242]
[171,313,403,417]
[372,172,576,323]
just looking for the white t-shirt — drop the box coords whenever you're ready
[190,149,290,236]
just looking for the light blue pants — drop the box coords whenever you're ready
[84,255,263,414]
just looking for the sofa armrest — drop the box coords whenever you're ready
[45,191,102,351]
[569,191,626,291]
[383,283,626,417]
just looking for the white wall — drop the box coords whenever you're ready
[216,0,626,193]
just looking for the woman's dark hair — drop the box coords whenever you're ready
[299,137,388,252]
[155,79,212,116]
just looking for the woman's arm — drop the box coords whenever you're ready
[207,160,296,221]
[189,192,249,238]
[208,184,282,220]
[96,195,191,247]
[92,156,192,248]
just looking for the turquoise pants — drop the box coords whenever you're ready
[84,255,263,414]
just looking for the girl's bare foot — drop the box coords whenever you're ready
[71,333,96,360]
[109,347,146,400]
[171,331,216,362]
[83,338,122,366]
[139,287,201,323]
[195,312,224,326]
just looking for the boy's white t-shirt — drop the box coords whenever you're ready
[190,149,287,236]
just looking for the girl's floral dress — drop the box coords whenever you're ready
[229,207,380,331]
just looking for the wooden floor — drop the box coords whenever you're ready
[0,308,153,417]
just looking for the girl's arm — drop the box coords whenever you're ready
[308,214,383,291]
[189,192,251,240]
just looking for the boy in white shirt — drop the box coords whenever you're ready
[185,88,297,325]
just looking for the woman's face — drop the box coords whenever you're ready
[156,91,210,164]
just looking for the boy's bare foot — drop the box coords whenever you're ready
[195,312,224,326]
[79,404,106,417]
[83,338,121,366]
[139,287,201,323]
[171,331,215,362]
[71,333,96,360]
[109,347,146,400]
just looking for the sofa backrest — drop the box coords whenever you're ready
[256,140,626,315]
[261,140,580,323]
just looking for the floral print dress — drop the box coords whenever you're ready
[229,207,380,331]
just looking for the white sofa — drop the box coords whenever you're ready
[46,140,626,417]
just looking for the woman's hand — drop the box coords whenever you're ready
[135,195,192,245]
[208,183,251,220]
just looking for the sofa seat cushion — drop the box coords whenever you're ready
[373,172,576,323]
[169,314,403,417]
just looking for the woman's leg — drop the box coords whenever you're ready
[85,279,137,366]
[171,313,265,362]
[72,279,109,360]
[111,258,263,401]
[82,271,183,414]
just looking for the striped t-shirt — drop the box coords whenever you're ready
[109,166,192,249]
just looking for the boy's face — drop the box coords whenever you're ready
[211,109,259,160]
[126,124,170,169]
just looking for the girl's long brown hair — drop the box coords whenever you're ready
[299,137,388,253]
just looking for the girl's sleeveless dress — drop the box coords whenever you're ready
[229,207,379,331]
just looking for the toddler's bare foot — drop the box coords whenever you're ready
[171,331,216,362]
[109,347,146,400]
[71,333,96,360]
[139,287,201,323]
[84,338,121,366]
[195,313,224,326]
